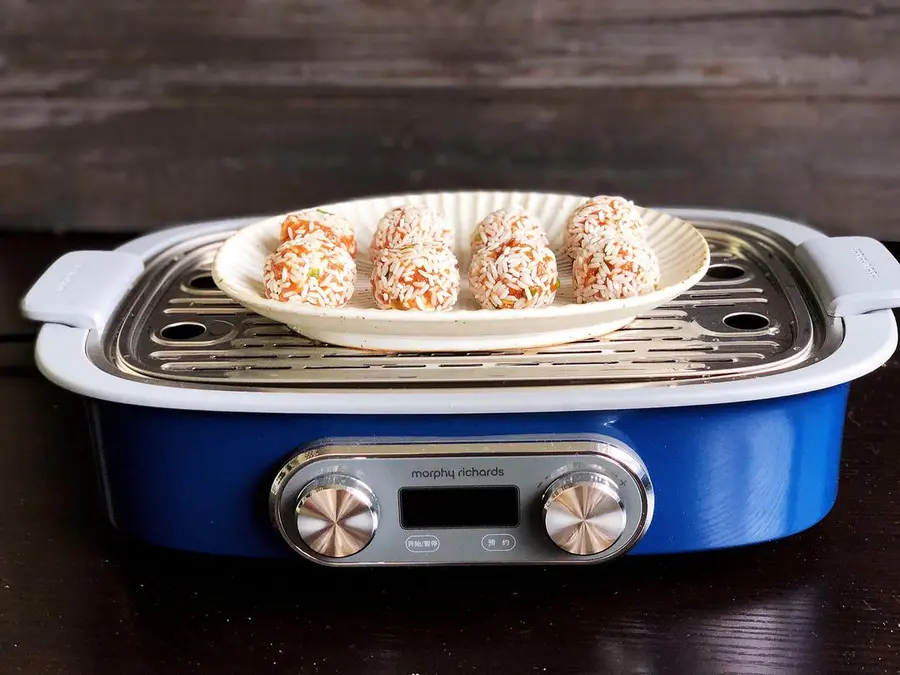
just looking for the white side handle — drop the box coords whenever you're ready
[795,236,900,317]
[20,250,144,331]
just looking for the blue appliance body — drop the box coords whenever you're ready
[87,383,850,559]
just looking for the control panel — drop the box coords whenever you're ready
[269,436,653,566]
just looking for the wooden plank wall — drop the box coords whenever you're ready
[2,1,899,236]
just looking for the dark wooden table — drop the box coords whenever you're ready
[2,233,899,675]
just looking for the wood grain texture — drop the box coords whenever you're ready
[2,1,900,237]
[4,1,900,92]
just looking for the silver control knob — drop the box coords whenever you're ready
[542,471,626,556]
[295,475,378,558]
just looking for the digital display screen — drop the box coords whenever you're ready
[399,486,520,529]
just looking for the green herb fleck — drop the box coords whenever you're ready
[309,268,321,278]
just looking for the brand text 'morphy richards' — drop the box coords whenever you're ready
[411,467,505,480]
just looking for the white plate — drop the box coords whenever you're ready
[212,190,711,351]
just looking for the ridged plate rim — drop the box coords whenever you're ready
[211,190,710,329]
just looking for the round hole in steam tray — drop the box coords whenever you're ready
[159,322,207,341]
[723,312,770,331]
[704,264,745,281]
[187,274,219,290]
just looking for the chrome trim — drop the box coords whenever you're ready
[268,435,655,567]
[542,471,627,556]
[290,474,379,559]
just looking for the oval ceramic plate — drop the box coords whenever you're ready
[212,190,710,351]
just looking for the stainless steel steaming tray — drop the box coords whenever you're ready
[99,220,841,389]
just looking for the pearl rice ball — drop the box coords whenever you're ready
[370,205,453,257]
[470,208,549,254]
[573,235,660,303]
[263,235,356,307]
[371,242,460,311]
[469,237,559,310]
[279,208,358,258]
[564,195,644,259]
